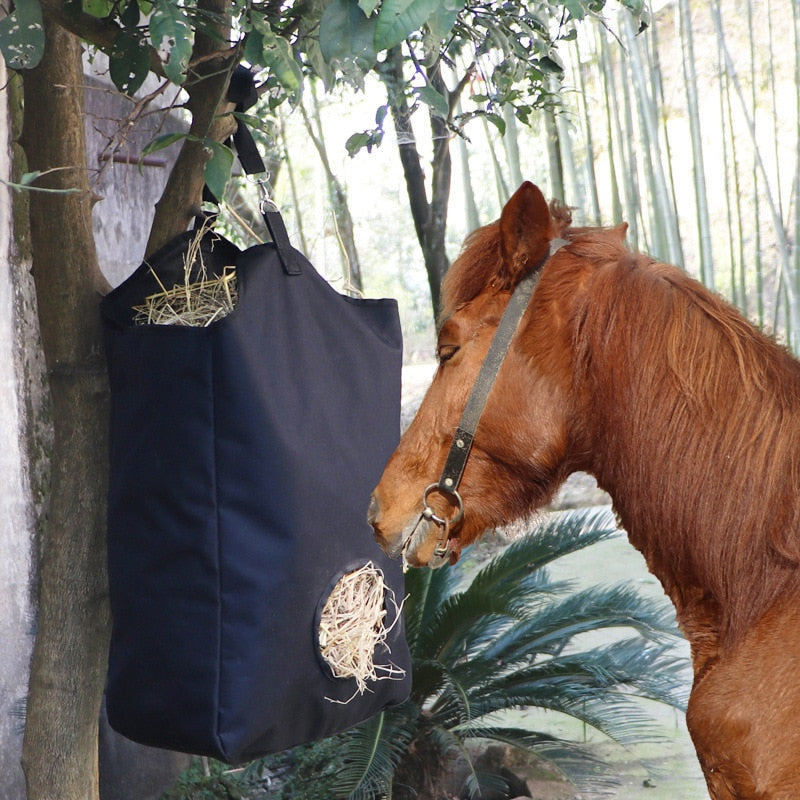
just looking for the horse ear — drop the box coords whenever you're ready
[610,222,629,242]
[499,181,555,286]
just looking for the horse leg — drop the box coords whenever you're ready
[685,599,800,800]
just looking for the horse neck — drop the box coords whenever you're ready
[571,259,800,644]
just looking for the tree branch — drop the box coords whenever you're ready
[39,0,165,78]
[145,0,241,254]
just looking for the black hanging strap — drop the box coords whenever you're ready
[204,66,301,275]
[262,207,302,276]
[226,66,267,177]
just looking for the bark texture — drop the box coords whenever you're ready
[19,18,111,800]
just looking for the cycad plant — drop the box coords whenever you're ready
[262,507,688,800]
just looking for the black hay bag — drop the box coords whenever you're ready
[101,226,411,764]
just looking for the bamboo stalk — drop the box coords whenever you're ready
[678,0,714,288]
[712,0,797,348]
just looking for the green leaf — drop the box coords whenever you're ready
[109,30,150,95]
[0,0,44,70]
[302,36,335,90]
[120,0,141,28]
[319,0,376,68]
[242,28,264,66]
[82,0,114,18]
[150,0,193,84]
[414,84,449,119]
[250,17,303,101]
[426,0,465,40]
[484,112,506,136]
[426,6,457,40]
[374,0,440,52]
[203,140,234,202]
[0,169,81,194]
[141,131,187,156]
[562,0,587,20]
[345,131,371,157]
[358,0,380,15]
[539,53,565,74]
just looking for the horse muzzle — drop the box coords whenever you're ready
[368,493,457,570]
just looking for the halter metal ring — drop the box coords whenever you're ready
[422,482,464,526]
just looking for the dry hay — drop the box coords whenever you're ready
[132,267,237,327]
[318,562,406,700]
[133,221,238,327]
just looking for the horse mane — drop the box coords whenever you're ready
[439,200,574,323]
[572,249,800,643]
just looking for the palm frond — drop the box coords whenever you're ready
[318,506,691,800]
[403,561,462,650]
[411,508,621,661]
[463,641,687,743]
[333,705,418,800]
[470,508,619,602]
[449,724,620,797]
[480,582,680,665]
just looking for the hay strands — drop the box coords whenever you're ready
[319,561,407,703]
[132,266,237,327]
[133,217,239,327]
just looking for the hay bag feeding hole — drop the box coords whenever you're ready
[318,562,406,701]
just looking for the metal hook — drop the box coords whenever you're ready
[250,175,279,214]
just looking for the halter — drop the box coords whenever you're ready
[403,237,570,567]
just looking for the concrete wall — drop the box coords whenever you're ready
[83,56,185,288]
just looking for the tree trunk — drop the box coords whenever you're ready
[483,117,510,206]
[19,17,110,800]
[379,47,451,318]
[301,83,363,292]
[574,41,601,225]
[543,100,564,203]
[621,11,682,266]
[456,100,480,231]
[503,104,523,191]
[712,0,797,347]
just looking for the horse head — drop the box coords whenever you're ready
[369,181,602,568]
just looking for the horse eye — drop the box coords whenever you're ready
[437,344,459,363]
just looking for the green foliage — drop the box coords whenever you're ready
[150,0,194,84]
[0,0,649,209]
[109,28,150,95]
[0,0,45,70]
[160,757,256,800]
[319,0,378,72]
[373,0,442,51]
[0,169,83,194]
[203,139,235,201]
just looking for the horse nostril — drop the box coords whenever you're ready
[367,494,380,528]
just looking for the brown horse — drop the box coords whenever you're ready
[368,182,800,799]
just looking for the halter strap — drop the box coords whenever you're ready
[425,237,570,526]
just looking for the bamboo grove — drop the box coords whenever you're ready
[507,0,800,352]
